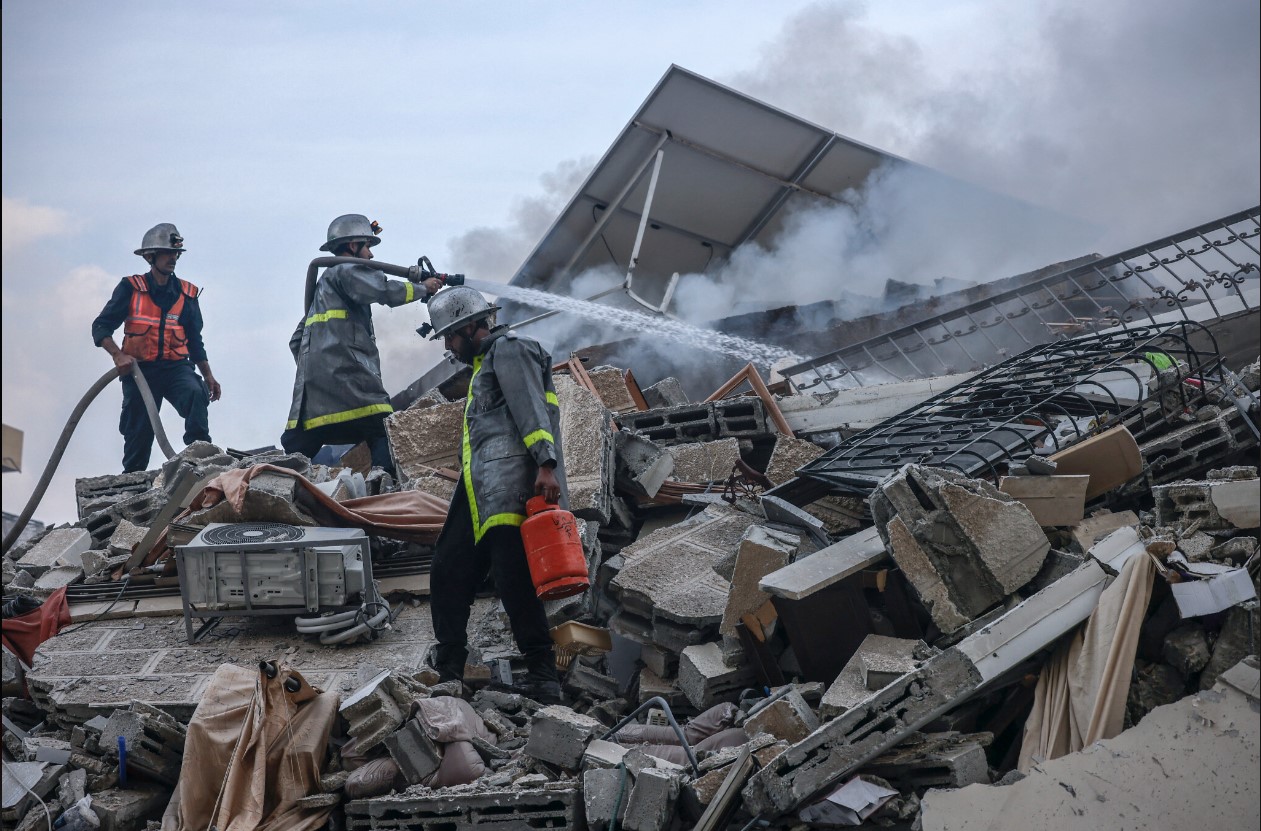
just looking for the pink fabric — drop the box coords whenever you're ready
[186,464,449,542]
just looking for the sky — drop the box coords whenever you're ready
[3,0,1258,525]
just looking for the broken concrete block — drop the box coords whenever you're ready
[679,642,756,710]
[615,430,674,499]
[340,671,406,753]
[820,635,931,720]
[555,374,616,524]
[1163,625,1211,677]
[872,465,1049,633]
[623,767,681,831]
[667,438,740,482]
[105,519,148,557]
[1070,510,1139,553]
[743,689,819,744]
[1153,471,1261,531]
[16,527,91,576]
[384,400,464,486]
[610,504,755,647]
[524,704,604,770]
[588,366,638,414]
[384,717,443,784]
[863,731,991,789]
[1201,601,1260,690]
[90,784,167,831]
[585,767,630,830]
[720,525,798,639]
[640,644,676,679]
[184,471,314,526]
[33,564,83,593]
[583,739,630,771]
[641,377,688,409]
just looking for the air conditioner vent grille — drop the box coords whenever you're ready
[200,523,306,546]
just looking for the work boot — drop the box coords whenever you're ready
[427,643,467,685]
[519,656,564,706]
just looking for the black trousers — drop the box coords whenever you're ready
[280,413,394,474]
[430,478,556,681]
[120,362,210,473]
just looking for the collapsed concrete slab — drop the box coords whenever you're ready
[871,465,1050,633]
[919,657,1260,831]
[820,635,933,721]
[743,561,1109,816]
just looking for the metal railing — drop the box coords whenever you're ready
[783,207,1259,392]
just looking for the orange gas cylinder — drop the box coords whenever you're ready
[520,496,590,600]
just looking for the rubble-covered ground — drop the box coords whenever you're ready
[4,331,1259,830]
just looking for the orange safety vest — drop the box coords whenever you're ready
[121,274,201,362]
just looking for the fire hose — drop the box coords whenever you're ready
[1,366,173,555]
[303,255,463,314]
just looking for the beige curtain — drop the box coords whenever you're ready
[162,662,339,831]
[1018,553,1156,770]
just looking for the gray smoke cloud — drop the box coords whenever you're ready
[731,0,1259,246]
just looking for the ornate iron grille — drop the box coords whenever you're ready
[794,321,1228,493]
[783,207,1259,391]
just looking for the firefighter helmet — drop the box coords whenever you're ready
[134,223,187,256]
[320,214,381,252]
[424,286,500,340]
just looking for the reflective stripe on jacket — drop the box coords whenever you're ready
[460,329,567,543]
[286,262,422,430]
[121,274,201,362]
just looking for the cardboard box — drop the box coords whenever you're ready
[999,475,1091,527]
[1048,426,1143,500]
[1,423,21,473]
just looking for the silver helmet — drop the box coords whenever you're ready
[424,286,500,340]
[134,223,187,256]
[320,214,381,252]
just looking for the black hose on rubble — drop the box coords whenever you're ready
[1,366,174,555]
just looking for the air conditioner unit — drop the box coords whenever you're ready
[176,523,376,642]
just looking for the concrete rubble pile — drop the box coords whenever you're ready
[4,339,1259,829]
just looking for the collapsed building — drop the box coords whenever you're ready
[3,67,1259,831]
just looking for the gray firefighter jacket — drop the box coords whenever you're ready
[460,327,568,543]
[287,261,424,431]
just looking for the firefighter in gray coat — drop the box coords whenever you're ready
[283,214,441,470]
[424,286,566,704]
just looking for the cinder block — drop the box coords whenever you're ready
[864,731,991,789]
[623,767,681,831]
[713,397,768,440]
[618,403,717,445]
[585,767,630,829]
[642,377,688,409]
[615,430,674,498]
[743,689,819,744]
[524,704,604,770]
[384,717,442,784]
[33,565,84,592]
[679,642,756,710]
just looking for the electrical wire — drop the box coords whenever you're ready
[58,575,133,635]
